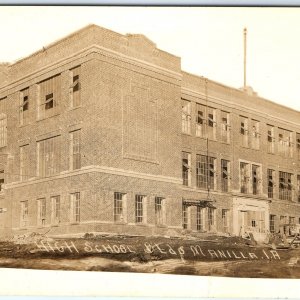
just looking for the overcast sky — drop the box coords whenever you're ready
[1,6,300,111]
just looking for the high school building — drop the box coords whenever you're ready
[0,24,299,240]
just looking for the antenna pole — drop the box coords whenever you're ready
[244,27,247,88]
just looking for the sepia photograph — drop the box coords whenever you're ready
[0,6,299,288]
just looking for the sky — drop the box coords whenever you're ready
[0,6,300,111]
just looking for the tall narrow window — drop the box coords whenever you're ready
[196,104,205,137]
[181,99,191,134]
[269,215,276,233]
[279,171,292,201]
[207,107,216,140]
[267,125,275,154]
[196,206,204,231]
[37,135,60,177]
[220,111,230,143]
[240,116,249,147]
[222,209,229,233]
[252,165,260,195]
[20,144,30,181]
[0,114,7,148]
[71,66,81,107]
[251,120,260,150]
[267,169,275,199]
[196,155,215,190]
[20,201,28,228]
[114,192,126,222]
[296,133,300,161]
[70,130,81,170]
[51,195,60,225]
[278,128,292,158]
[297,175,300,203]
[135,195,145,223]
[20,88,29,125]
[182,204,188,229]
[155,197,165,225]
[182,152,191,186]
[70,192,80,223]
[37,198,46,227]
[221,159,229,192]
[0,170,4,192]
[38,75,61,119]
[207,208,215,231]
[240,162,250,193]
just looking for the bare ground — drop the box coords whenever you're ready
[0,234,299,278]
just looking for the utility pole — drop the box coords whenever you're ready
[244,27,247,88]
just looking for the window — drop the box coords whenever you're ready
[207,107,216,140]
[240,162,250,193]
[240,116,249,147]
[0,170,4,192]
[196,207,204,231]
[195,104,216,140]
[251,120,260,150]
[71,66,81,107]
[0,113,7,148]
[51,195,60,225]
[267,169,275,199]
[114,192,126,222]
[196,104,205,137]
[221,159,230,192]
[297,133,300,160]
[196,155,216,190]
[20,144,30,181]
[207,208,215,231]
[279,171,293,201]
[37,135,61,177]
[220,111,230,143]
[37,198,46,227]
[20,201,28,228]
[252,165,260,195]
[20,88,29,125]
[278,128,293,158]
[181,99,191,134]
[267,125,275,154]
[70,130,81,170]
[182,152,191,186]
[155,197,165,225]
[240,162,261,195]
[70,192,80,223]
[38,75,61,119]
[222,209,229,233]
[269,215,276,233]
[182,204,188,229]
[297,175,300,203]
[135,195,145,223]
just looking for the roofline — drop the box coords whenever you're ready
[182,70,300,114]
[10,24,98,66]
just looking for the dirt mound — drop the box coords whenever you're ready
[10,232,54,245]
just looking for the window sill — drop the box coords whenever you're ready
[19,122,32,128]
[114,221,127,225]
[135,223,149,227]
[195,135,217,142]
[155,224,167,228]
[36,112,60,122]
[67,105,83,112]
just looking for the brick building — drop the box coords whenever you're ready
[0,24,299,240]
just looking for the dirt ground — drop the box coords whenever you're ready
[0,233,299,278]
